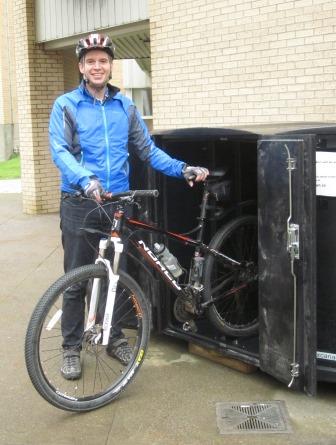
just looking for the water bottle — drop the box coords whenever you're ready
[153,243,183,278]
[189,253,204,288]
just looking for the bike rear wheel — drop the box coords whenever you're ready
[203,215,258,337]
[25,264,150,412]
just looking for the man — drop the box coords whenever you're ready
[49,33,208,380]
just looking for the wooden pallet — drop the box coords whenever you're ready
[189,343,257,374]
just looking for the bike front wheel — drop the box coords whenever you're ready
[203,215,258,337]
[25,264,150,412]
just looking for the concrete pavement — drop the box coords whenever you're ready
[1,191,336,445]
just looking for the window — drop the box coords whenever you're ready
[123,60,152,118]
[125,88,152,117]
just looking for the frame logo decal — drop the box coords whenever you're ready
[137,240,182,290]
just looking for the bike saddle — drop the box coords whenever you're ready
[205,168,231,202]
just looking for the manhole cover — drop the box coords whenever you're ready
[216,401,292,434]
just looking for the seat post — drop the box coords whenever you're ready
[196,185,210,245]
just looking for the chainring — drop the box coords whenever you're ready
[173,296,195,322]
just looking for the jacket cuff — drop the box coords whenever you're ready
[79,176,91,189]
[180,163,188,176]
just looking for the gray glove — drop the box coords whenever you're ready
[182,165,209,187]
[84,178,103,202]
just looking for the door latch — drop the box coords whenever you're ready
[287,223,300,260]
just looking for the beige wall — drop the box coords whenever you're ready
[149,0,336,129]
[111,59,124,91]
[63,49,79,91]
[0,0,18,160]
[0,0,17,124]
[15,0,336,214]
[14,0,63,213]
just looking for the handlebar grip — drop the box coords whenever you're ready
[133,190,159,198]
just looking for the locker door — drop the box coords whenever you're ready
[258,135,316,395]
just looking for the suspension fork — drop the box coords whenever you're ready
[85,236,124,345]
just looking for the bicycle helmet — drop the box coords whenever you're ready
[76,33,115,60]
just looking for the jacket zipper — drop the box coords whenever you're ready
[101,103,110,190]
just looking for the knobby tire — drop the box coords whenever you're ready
[25,264,150,412]
[203,215,258,337]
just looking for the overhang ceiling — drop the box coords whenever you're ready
[43,23,151,73]
[113,30,151,73]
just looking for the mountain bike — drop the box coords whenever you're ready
[25,170,258,412]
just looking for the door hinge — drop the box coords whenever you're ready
[287,223,300,260]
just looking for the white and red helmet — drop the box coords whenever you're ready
[76,33,115,60]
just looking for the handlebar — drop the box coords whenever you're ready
[101,189,159,202]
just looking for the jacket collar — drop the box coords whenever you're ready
[79,81,120,101]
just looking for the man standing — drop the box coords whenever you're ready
[49,33,208,379]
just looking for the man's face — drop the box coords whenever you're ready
[79,49,112,89]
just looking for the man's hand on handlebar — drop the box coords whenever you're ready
[83,186,159,204]
[84,178,103,203]
[182,165,209,187]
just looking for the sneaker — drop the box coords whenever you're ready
[106,338,133,366]
[61,348,81,380]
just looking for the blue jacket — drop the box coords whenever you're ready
[49,82,185,193]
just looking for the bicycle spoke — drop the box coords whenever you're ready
[27,267,147,407]
[40,351,63,363]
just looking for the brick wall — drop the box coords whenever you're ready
[14,0,63,213]
[0,2,5,126]
[15,0,336,213]
[63,49,80,91]
[0,0,18,160]
[0,0,16,125]
[111,60,124,91]
[149,0,336,129]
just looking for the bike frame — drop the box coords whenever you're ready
[125,216,242,298]
[84,200,247,344]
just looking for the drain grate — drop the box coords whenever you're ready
[216,401,292,434]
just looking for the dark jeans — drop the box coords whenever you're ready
[60,194,122,348]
